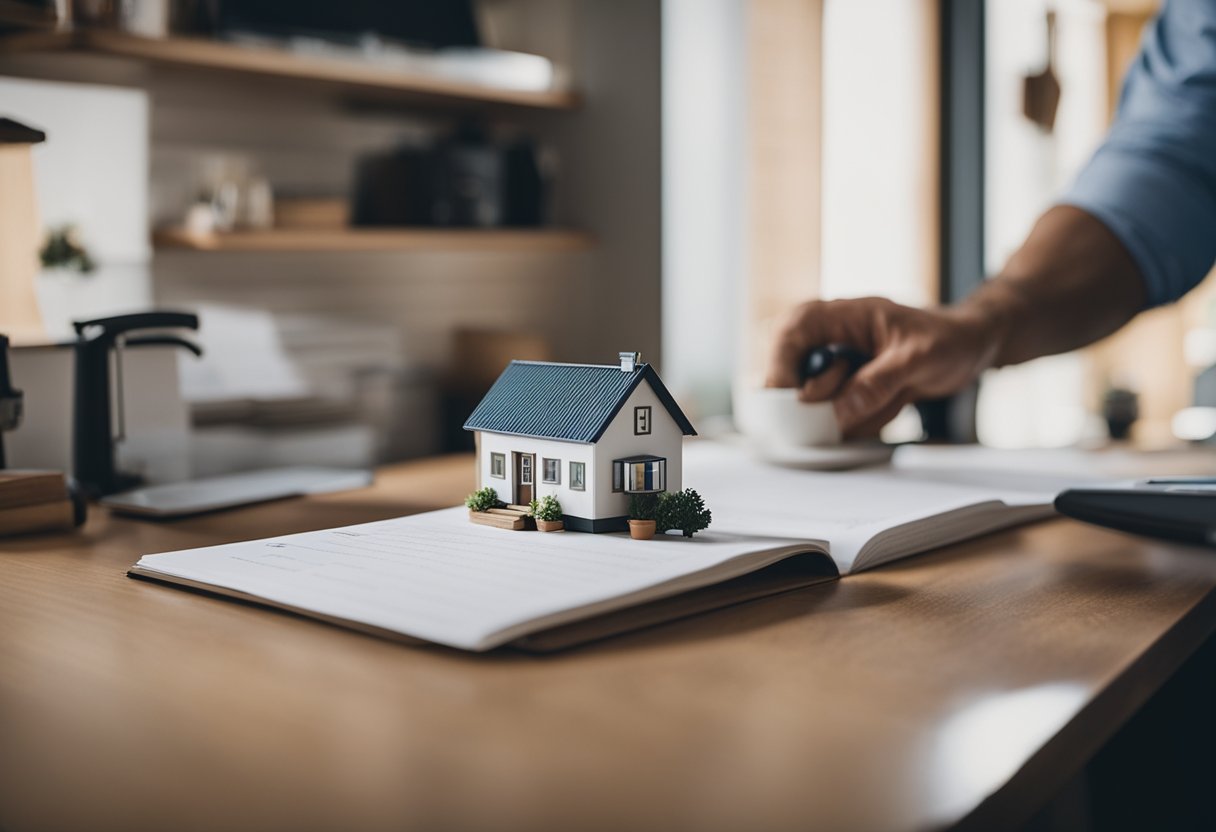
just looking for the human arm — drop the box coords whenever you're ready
[766,0,1216,437]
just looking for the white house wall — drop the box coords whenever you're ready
[476,431,596,518]
[591,382,685,519]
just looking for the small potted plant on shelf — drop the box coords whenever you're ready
[628,493,658,540]
[656,489,712,538]
[530,495,564,532]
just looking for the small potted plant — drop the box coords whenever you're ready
[465,486,499,514]
[656,489,712,538]
[628,493,658,540]
[530,495,564,532]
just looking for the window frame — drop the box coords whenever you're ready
[569,461,586,491]
[542,457,561,484]
[490,452,506,479]
[634,405,652,436]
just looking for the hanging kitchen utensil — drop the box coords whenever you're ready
[1022,10,1061,132]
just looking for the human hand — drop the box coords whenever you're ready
[764,297,1002,439]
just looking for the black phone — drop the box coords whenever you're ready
[1054,479,1216,547]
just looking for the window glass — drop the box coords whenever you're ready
[520,455,533,485]
[570,462,586,490]
[542,457,561,483]
[615,457,666,493]
[490,453,505,479]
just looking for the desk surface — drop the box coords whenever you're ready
[2,454,1216,832]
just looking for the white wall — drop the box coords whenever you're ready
[661,0,747,419]
[476,431,595,517]
[820,0,938,307]
[0,77,152,339]
[592,381,686,519]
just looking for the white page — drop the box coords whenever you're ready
[133,507,812,651]
[684,442,1054,573]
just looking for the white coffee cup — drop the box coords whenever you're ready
[734,387,842,447]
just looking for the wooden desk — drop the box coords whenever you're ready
[2,454,1215,832]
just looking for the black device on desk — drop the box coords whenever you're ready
[1055,479,1216,547]
[73,311,202,497]
[800,344,871,383]
[0,334,22,470]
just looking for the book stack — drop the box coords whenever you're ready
[0,471,76,537]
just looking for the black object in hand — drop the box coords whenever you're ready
[800,345,872,384]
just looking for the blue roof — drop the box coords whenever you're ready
[463,361,697,443]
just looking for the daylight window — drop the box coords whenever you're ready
[613,455,666,494]
[542,458,561,484]
[490,453,506,479]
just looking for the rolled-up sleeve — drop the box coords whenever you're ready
[1061,0,1216,307]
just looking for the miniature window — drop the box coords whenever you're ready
[542,458,561,484]
[520,455,533,485]
[613,455,666,494]
[490,453,506,479]
[634,406,652,435]
[570,462,586,491]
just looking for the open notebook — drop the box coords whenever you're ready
[129,442,1054,651]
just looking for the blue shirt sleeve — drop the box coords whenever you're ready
[1061,0,1216,307]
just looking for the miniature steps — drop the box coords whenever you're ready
[469,505,534,531]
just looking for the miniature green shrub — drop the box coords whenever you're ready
[530,495,563,522]
[656,489,712,538]
[465,487,500,512]
[628,493,657,521]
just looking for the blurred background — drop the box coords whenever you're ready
[0,0,1207,486]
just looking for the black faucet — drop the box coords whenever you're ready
[73,311,202,497]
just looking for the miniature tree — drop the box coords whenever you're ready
[656,489,712,538]
[529,495,563,522]
[465,487,500,512]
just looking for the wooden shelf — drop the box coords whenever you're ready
[153,227,595,253]
[0,30,579,111]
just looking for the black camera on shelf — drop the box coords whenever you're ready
[352,124,546,229]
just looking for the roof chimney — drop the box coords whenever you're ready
[618,351,640,372]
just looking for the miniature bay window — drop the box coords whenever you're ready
[613,455,666,494]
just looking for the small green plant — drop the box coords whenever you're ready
[656,489,712,538]
[529,495,563,522]
[628,492,657,521]
[465,487,500,512]
[40,225,96,274]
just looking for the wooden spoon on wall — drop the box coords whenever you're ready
[1023,10,1061,132]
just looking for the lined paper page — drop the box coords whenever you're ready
[133,507,812,650]
[685,442,1053,573]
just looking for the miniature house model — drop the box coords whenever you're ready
[464,352,697,532]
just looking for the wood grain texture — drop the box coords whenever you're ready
[152,227,596,253]
[2,453,1215,832]
[0,30,580,111]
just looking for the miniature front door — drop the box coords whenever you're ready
[514,453,535,505]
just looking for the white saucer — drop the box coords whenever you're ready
[752,440,895,471]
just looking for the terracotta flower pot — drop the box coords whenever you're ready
[628,519,656,540]
[537,519,564,532]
